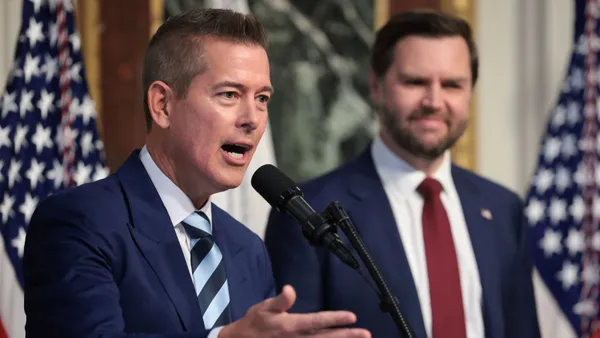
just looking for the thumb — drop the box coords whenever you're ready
[263,285,296,313]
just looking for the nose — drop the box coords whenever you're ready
[421,83,443,111]
[237,99,260,133]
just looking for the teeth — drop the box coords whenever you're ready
[227,151,243,159]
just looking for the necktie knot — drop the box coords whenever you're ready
[417,177,442,198]
[182,211,211,239]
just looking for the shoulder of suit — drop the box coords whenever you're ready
[451,164,524,206]
[298,156,360,197]
[42,171,118,204]
[33,173,124,227]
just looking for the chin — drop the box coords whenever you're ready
[418,134,447,146]
[215,174,244,191]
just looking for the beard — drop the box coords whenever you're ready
[378,105,468,160]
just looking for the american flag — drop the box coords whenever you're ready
[0,1,109,337]
[525,0,600,337]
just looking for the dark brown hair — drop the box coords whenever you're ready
[371,9,478,85]
[142,8,268,131]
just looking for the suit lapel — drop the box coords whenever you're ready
[452,166,502,338]
[211,207,248,321]
[117,151,204,332]
[346,151,427,338]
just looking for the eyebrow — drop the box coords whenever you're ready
[398,72,470,84]
[213,81,274,94]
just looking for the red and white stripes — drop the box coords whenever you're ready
[579,0,600,336]
[56,0,76,188]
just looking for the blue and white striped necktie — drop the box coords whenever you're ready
[181,211,231,329]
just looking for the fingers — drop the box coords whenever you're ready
[262,284,296,313]
[287,310,358,332]
[253,289,370,338]
[311,328,371,338]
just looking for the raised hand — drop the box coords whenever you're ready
[218,285,371,338]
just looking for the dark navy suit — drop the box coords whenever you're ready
[23,150,275,337]
[265,148,540,338]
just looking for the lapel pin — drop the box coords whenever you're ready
[481,208,493,220]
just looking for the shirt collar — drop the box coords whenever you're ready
[139,145,213,232]
[371,134,454,195]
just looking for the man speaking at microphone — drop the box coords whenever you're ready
[264,9,540,338]
[22,8,370,338]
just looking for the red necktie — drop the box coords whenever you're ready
[417,177,467,338]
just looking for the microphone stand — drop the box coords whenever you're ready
[322,201,413,338]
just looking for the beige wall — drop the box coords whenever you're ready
[476,0,574,195]
[0,0,22,94]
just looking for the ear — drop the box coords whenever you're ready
[147,81,173,129]
[369,69,382,106]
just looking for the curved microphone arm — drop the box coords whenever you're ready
[323,201,413,338]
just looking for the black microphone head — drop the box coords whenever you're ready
[251,164,301,209]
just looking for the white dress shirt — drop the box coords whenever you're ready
[371,136,484,338]
[139,146,223,338]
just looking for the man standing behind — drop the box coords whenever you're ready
[23,8,370,338]
[265,9,540,338]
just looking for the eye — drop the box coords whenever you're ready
[404,79,427,86]
[219,91,238,99]
[257,95,270,104]
[443,82,462,89]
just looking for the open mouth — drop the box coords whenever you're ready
[221,143,251,159]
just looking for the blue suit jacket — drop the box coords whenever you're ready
[265,148,540,338]
[23,150,275,338]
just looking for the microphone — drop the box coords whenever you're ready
[251,164,359,270]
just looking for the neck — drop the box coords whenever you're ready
[379,133,445,175]
[146,137,210,209]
